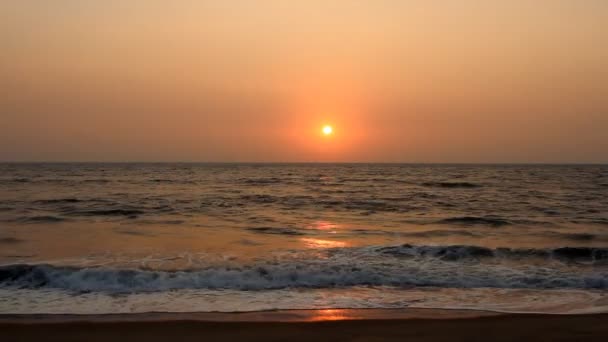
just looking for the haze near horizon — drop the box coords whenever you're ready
[1,1,607,163]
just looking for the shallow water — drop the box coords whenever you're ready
[0,163,607,314]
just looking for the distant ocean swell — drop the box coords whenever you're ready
[7,213,606,229]
[1,244,606,292]
[3,195,606,226]
[4,194,604,227]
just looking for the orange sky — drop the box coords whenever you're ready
[1,1,607,162]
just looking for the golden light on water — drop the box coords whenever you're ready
[301,238,347,249]
[309,220,339,231]
[309,309,351,321]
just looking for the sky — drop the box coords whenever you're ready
[1,0,607,163]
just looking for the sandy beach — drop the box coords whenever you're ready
[2,309,607,342]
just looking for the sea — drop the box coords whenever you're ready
[0,163,607,315]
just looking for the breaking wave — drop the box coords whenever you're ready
[0,244,606,293]
[377,244,608,262]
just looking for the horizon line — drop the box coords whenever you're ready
[1,161,607,165]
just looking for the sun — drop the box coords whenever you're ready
[322,125,333,136]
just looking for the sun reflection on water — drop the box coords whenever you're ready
[301,238,348,249]
[309,220,339,230]
[309,309,355,321]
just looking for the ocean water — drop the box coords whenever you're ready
[0,163,607,314]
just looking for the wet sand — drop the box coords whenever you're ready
[2,309,608,342]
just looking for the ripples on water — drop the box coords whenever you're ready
[0,163,607,314]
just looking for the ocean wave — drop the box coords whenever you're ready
[18,216,66,223]
[0,237,22,244]
[547,232,598,241]
[0,178,30,184]
[343,200,402,212]
[241,177,283,185]
[68,209,144,217]
[148,179,196,185]
[0,244,606,292]
[247,227,306,235]
[421,181,481,188]
[240,194,279,203]
[435,216,512,227]
[81,179,111,184]
[399,230,480,238]
[149,179,173,183]
[0,178,114,185]
[205,195,406,213]
[376,244,608,262]
[33,198,82,204]
[552,247,608,261]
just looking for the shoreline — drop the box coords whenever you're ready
[1,309,607,342]
[0,308,502,323]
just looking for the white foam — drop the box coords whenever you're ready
[1,254,605,292]
[0,287,605,315]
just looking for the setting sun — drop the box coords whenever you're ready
[322,125,333,136]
